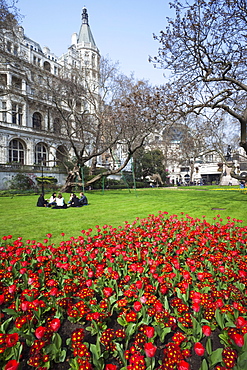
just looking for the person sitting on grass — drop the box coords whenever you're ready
[52,193,67,209]
[36,194,48,207]
[79,192,88,206]
[47,192,57,207]
[67,193,81,207]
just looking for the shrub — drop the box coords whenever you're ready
[9,173,36,191]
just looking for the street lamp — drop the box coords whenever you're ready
[41,156,45,194]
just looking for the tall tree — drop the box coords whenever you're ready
[134,148,167,185]
[151,0,247,180]
[45,58,162,191]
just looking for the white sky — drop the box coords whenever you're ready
[17,0,174,86]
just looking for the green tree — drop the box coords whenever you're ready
[134,148,168,185]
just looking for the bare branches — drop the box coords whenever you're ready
[151,0,247,156]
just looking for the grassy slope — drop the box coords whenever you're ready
[0,186,246,245]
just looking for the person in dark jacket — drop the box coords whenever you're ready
[36,194,48,207]
[79,192,88,206]
[68,193,81,207]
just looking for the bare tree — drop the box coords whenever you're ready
[150,0,247,180]
[45,58,163,191]
[0,0,19,32]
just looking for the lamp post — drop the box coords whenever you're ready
[41,157,44,194]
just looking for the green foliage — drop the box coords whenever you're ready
[36,176,58,184]
[9,173,36,191]
[133,148,168,183]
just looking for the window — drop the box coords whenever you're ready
[12,103,22,125]
[12,76,22,89]
[12,103,17,124]
[33,112,42,130]
[0,74,7,86]
[8,139,25,164]
[2,101,7,122]
[35,143,47,164]
[53,118,61,133]
[44,61,51,71]
[7,41,11,52]
[13,45,18,56]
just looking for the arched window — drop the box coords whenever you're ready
[33,112,42,130]
[44,61,51,72]
[8,139,25,164]
[35,143,47,165]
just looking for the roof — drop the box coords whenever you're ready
[77,7,96,47]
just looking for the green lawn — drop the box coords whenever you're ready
[0,186,246,245]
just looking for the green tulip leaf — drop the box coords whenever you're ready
[209,348,223,366]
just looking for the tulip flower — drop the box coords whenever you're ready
[145,326,155,338]
[202,325,211,337]
[231,333,244,347]
[35,326,46,339]
[103,287,113,297]
[4,359,19,370]
[105,365,117,370]
[194,342,205,356]
[49,318,61,332]
[144,342,157,357]
[133,301,142,312]
[235,317,247,328]
[178,360,191,370]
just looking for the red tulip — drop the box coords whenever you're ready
[202,325,211,337]
[8,284,17,294]
[4,359,19,370]
[236,317,247,328]
[49,318,61,332]
[103,287,113,297]
[133,301,142,312]
[231,333,244,347]
[178,360,190,370]
[215,298,224,308]
[191,291,201,303]
[192,302,200,312]
[145,326,155,338]
[105,365,117,370]
[144,342,157,357]
[35,326,46,339]
[194,342,205,356]
[135,280,143,289]
[154,301,163,312]
[197,272,204,281]
[0,294,4,305]
[50,287,58,296]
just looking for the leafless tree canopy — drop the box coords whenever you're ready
[0,0,19,32]
[151,0,247,157]
[44,58,163,190]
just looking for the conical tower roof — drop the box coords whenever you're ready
[78,7,96,47]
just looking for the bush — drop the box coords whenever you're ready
[36,176,58,184]
[9,173,36,191]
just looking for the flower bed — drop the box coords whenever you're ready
[0,212,247,370]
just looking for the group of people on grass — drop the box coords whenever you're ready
[37,192,88,209]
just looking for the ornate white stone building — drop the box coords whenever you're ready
[0,8,100,189]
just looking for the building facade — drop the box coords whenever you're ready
[0,8,100,189]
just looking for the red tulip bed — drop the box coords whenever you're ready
[1,212,247,370]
